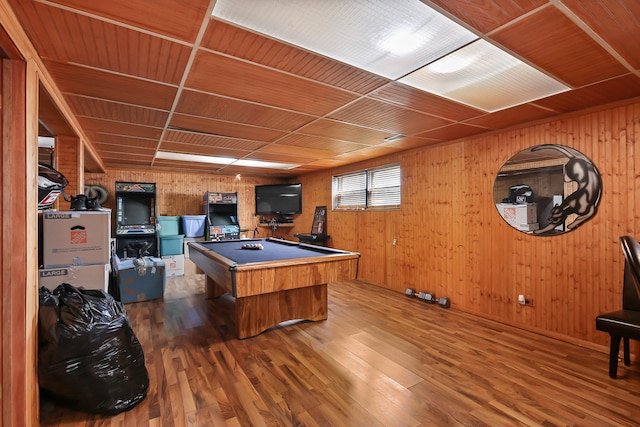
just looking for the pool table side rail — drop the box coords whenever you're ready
[234,252,360,271]
[234,256,360,297]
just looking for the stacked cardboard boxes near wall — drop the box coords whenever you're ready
[39,210,112,291]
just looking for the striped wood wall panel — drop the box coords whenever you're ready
[86,100,640,348]
[296,101,640,348]
[85,168,286,235]
[55,135,80,210]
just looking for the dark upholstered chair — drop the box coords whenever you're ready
[595,235,640,378]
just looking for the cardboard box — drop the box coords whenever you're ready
[115,256,165,303]
[496,203,537,225]
[39,263,110,292]
[43,210,111,267]
[162,254,185,277]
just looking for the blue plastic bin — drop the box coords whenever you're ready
[160,234,184,256]
[157,216,180,236]
[181,215,206,237]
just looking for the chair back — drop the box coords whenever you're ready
[620,235,640,311]
[310,206,328,235]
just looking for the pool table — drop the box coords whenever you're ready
[188,238,360,339]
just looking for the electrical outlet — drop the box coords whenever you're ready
[518,294,533,306]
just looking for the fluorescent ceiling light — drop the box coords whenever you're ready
[399,40,570,112]
[233,159,300,169]
[379,28,425,55]
[156,151,235,165]
[212,1,570,113]
[155,151,299,170]
[212,0,477,80]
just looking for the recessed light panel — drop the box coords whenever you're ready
[156,151,299,170]
[399,40,570,112]
[233,159,300,169]
[156,151,235,165]
[212,0,477,80]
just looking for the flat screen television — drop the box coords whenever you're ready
[255,183,302,215]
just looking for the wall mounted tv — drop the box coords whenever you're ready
[255,183,302,215]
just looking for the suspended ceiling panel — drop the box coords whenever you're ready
[10,0,640,177]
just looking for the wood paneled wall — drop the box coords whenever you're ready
[55,135,80,210]
[296,100,640,349]
[86,100,640,349]
[85,168,287,234]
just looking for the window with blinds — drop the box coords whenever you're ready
[332,163,401,210]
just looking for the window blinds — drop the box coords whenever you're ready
[333,164,401,210]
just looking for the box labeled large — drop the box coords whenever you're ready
[43,211,111,267]
[39,263,109,292]
[115,257,165,303]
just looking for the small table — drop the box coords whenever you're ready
[188,238,360,339]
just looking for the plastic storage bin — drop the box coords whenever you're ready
[181,215,206,237]
[157,216,180,236]
[160,234,184,256]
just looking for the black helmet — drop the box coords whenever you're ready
[38,163,69,210]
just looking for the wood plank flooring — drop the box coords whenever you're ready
[40,279,640,426]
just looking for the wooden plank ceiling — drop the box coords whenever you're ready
[10,0,640,176]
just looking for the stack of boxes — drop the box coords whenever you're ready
[157,216,185,277]
[39,211,111,291]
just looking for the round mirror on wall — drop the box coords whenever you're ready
[493,144,602,236]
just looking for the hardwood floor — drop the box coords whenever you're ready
[40,279,640,426]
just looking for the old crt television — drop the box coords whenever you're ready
[255,184,302,215]
[119,194,154,226]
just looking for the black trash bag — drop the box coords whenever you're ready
[38,284,149,415]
